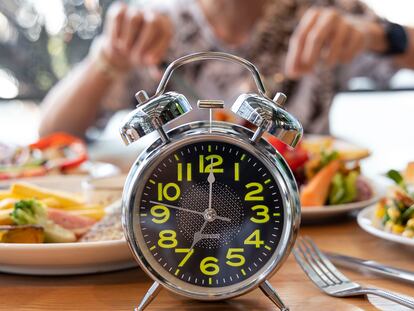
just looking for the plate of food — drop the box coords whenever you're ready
[357,169,414,247]
[0,175,135,275]
[266,134,378,222]
[0,132,120,180]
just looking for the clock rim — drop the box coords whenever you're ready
[122,121,301,301]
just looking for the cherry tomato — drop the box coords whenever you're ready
[267,136,309,171]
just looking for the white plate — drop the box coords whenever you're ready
[301,178,380,222]
[0,175,136,275]
[0,239,135,275]
[357,204,414,247]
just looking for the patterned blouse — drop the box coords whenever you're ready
[101,0,396,134]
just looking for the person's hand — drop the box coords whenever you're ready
[285,7,368,79]
[92,2,173,74]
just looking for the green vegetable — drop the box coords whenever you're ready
[320,150,339,168]
[386,169,407,191]
[328,173,345,205]
[11,199,76,243]
[401,205,414,222]
[382,211,391,226]
[328,171,359,205]
[342,171,359,203]
[393,199,405,212]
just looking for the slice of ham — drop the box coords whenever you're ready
[47,208,96,238]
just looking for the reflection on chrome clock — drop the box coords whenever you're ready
[136,141,284,287]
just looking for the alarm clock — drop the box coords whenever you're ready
[120,52,303,311]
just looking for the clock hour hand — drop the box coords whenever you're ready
[190,220,207,250]
[189,220,220,250]
[200,233,220,239]
[149,201,231,222]
[211,215,230,222]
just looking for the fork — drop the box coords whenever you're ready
[293,236,414,309]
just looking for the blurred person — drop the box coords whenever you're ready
[39,0,414,137]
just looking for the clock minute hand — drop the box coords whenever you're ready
[205,158,232,222]
[207,159,215,211]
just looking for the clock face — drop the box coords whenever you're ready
[134,140,284,288]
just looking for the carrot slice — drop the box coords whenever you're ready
[300,160,340,207]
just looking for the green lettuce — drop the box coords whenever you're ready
[328,171,359,205]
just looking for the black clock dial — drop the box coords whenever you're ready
[135,141,284,287]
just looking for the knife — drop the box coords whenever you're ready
[325,252,414,285]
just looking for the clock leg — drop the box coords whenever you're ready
[259,280,289,311]
[135,281,162,311]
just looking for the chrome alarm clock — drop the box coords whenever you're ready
[120,52,303,311]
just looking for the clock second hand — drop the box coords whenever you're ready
[148,201,231,222]
[149,200,203,216]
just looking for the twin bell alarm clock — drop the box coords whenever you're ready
[119,52,303,311]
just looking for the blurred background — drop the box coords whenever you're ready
[0,0,413,175]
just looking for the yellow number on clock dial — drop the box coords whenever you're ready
[234,162,240,181]
[175,248,194,267]
[200,256,220,276]
[250,205,270,223]
[244,182,264,201]
[244,229,264,248]
[150,205,170,224]
[177,163,192,181]
[157,183,180,201]
[199,154,223,173]
[158,230,178,248]
[226,248,245,267]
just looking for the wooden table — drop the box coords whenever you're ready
[1,219,412,311]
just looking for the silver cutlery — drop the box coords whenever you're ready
[293,236,414,309]
[326,252,414,285]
